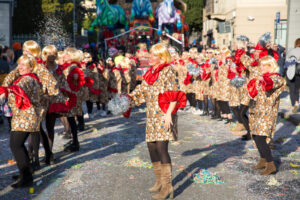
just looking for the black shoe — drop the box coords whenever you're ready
[78,125,85,132]
[44,153,55,165]
[64,143,80,152]
[241,134,251,141]
[212,115,220,119]
[224,119,232,124]
[11,177,33,188]
[32,159,40,171]
[217,117,224,121]
[12,175,19,180]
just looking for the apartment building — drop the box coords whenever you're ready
[202,0,288,48]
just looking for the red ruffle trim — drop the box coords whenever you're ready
[85,77,94,88]
[215,69,219,81]
[260,72,281,92]
[158,91,187,114]
[123,94,131,118]
[184,72,192,85]
[0,86,8,97]
[67,67,85,92]
[9,85,32,110]
[49,88,77,113]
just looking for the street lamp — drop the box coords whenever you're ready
[73,0,76,46]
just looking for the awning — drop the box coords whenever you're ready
[210,14,226,21]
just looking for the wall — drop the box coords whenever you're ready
[286,0,300,50]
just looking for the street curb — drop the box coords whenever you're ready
[279,111,300,126]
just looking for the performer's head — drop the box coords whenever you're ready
[17,54,37,75]
[64,47,77,63]
[83,52,92,63]
[221,47,231,58]
[57,51,65,65]
[214,50,221,61]
[42,45,57,62]
[259,55,279,74]
[189,48,197,59]
[181,51,189,60]
[75,50,84,63]
[138,43,147,50]
[149,43,171,66]
[206,49,214,59]
[22,40,41,58]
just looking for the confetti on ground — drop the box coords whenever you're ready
[71,164,82,169]
[124,157,153,169]
[289,170,298,175]
[192,169,225,184]
[171,141,180,146]
[267,177,282,186]
[289,163,300,167]
[8,160,16,165]
[184,137,192,139]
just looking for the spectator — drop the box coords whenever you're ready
[12,42,22,62]
[6,48,17,71]
[197,41,204,53]
[276,44,286,77]
[285,38,300,113]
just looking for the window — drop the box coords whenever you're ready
[218,21,231,33]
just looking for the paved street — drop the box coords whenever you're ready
[0,102,300,200]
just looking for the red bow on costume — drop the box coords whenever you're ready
[111,66,122,72]
[67,67,85,92]
[97,65,105,74]
[49,88,77,113]
[36,58,45,65]
[251,60,259,67]
[56,62,81,75]
[259,50,279,61]
[247,72,281,98]
[227,68,236,80]
[130,56,138,64]
[121,68,129,73]
[88,63,97,70]
[179,59,185,66]
[188,57,198,65]
[0,73,40,110]
[234,49,246,76]
[107,86,118,93]
[143,63,169,85]
[184,72,193,85]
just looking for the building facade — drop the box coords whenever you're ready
[202,0,288,49]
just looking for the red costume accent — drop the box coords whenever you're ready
[184,72,193,85]
[85,77,94,88]
[67,67,85,92]
[123,94,131,118]
[143,63,169,85]
[158,91,187,114]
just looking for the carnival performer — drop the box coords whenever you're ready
[209,50,221,119]
[200,49,213,116]
[56,51,72,139]
[97,59,109,117]
[122,43,186,199]
[83,52,101,119]
[125,52,137,92]
[247,56,286,175]
[60,47,88,151]
[1,40,62,169]
[217,48,233,124]
[120,57,133,94]
[107,57,122,97]
[0,55,42,188]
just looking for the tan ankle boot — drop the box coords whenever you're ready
[251,158,267,170]
[260,161,276,175]
[149,162,162,193]
[152,164,174,200]
[232,123,246,131]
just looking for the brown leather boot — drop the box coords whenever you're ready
[152,164,174,200]
[251,158,267,170]
[149,162,162,193]
[260,161,276,175]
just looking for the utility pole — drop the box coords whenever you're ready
[73,0,76,46]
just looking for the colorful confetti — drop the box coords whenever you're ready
[192,169,225,184]
[124,157,153,169]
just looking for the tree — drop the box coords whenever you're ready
[12,0,43,34]
[183,0,203,32]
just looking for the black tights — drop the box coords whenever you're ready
[86,101,94,114]
[28,131,40,161]
[45,113,59,150]
[203,95,209,112]
[186,93,196,107]
[212,98,220,117]
[231,106,242,123]
[68,117,79,145]
[218,101,230,114]
[240,105,250,134]
[10,131,32,176]
[147,141,171,164]
[253,135,273,162]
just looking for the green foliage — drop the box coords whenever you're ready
[183,0,203,32]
